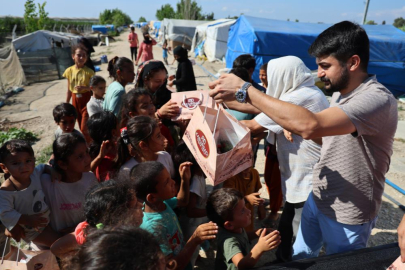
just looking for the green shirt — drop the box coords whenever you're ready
[215,228,251,270]
[103,81,125,117]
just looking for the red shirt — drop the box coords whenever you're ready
[128,32,138,47]
[95,152,116,182]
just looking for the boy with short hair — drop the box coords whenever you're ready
[206,188,281,270]
[86,75,106,117]
[132,161,218,270]
[53,103,83,140]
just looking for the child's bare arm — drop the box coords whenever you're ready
[232,229,281,269]
[66,79,72,103]
[176,162,192,207]
[90,140,110,172]
[245,192,264,206]
[18,213,48,228]
[186,193,207,218]
[51,232,78,259]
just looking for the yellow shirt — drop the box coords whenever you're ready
[63,65,94,94]
[223,168,262,232]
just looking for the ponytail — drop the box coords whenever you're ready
[107,56,133,80]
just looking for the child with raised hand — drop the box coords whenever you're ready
[103,56,135,117]
[64,226,167,270]
[115,116,174,178]
[41,133,97,236]
[206,188,281,270]
[53,103,83,140]
[50,179,143,258]
[87,111,119,182]
[0,140,60,247]
[63,44,94,135]
[131,161,218,270]
[87,75,106,117]
[223,167,266,232]
[120,88,174,150]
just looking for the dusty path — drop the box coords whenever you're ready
[1,28,405,268]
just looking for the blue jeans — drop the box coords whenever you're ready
[292,192,377,260]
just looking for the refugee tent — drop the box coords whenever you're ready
[153,21,161,37]
[190,19,232,55]
[226,15,405,97]
[204,20,236,62]
[92,25,114,34]
[163,19,206,49]
[0,45,26,94]
[12,30,81,84]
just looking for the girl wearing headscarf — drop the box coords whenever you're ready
[135,33,157,66]
[168,46,197,92]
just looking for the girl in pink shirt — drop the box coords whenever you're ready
[136,33,157,65]
[128,26,139,62]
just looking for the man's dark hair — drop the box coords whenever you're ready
[130,161,165,201]
[308,21,369,71]
[53,103,77,123]
[229,68,250,82]
[233,54,256,71]
[206,188,243,228]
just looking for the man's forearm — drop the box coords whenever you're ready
[224,101,261,114]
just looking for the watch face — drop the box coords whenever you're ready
[235,89,246,103]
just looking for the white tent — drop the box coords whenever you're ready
[0,45,26,93]
[190,19,232,54]
[12,30,80,52]
[163,19,206,48]
[204,20,236,62]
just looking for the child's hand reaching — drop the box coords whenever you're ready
[245,192,264,206]
[26,213,48,230]
[191,221,218,244]
[6,225,25,242]
[256,228,281,252]
[98,140,113,158]
[179,162,193,182]
[283,129,293,142]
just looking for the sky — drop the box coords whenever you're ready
[1,0,404,25]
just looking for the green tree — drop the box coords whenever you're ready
[295,19,299,22]
[24,0,37,33]
[100,9,133,26]
[382,20,386,25]
[393,17,405,28]
[138,16,147,22]
[175,0,202,20]
[156,4,176,20]
[365,20,377,25]
[37,1,49,30]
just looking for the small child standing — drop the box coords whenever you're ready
[53,103,83,140]
[162,40,171,65]
[63,44,94,135]
[87,75,106,117]
[223,167,266,232]
[206,188,281,270]
[0,140,60,247]
[132,161,218,270]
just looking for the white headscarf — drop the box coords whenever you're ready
[266,56,315,99]
[264,56,315,144]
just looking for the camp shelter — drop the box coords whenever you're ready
[0,45,26,94]
[190,19,233,55]
[204,20,236,62]
[153,21,161,37]
[163,19,206,49]
[226,15,405,97]
[92,25,114,34]
[12,30,81,84]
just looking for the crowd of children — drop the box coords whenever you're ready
[0,31,281,270]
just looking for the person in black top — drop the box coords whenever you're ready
[79,37,95,72]
[168,46,197,92]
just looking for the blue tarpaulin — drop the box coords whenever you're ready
[154,21,161,37]
[92,25,115,34]
[226,15,405,97]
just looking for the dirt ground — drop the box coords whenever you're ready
[1,28,405,268]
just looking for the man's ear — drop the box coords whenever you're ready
[0,163,9,174]
[224,221,234,231]
[57,160,68,171]
[348,55,361,71]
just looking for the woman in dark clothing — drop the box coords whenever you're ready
[79,37,95,72]
[168,46,197,92]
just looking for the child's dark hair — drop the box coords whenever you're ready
[64,226,163,270]
[260,63,268,71]
[0,140,34,164]
[87,111,117,159]
[130,161,165,201]
[206,188,243,228]
[233,54,256,71]
[114,116,158,170]
[89,75,106,87]
[130,26,135,31]
[71,43,88,56]
[172,140,199,185]
[53,133,86,174]
[53,103,77,123]
[229,67,250,82]
[119,88,153,128]
[107,56,133,80]
[84,179,140,233]
[136,61,167,88]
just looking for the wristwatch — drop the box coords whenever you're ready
[235,82,252,103]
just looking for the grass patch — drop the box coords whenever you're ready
[398,105,404,111]
[394,138,405,143]
[0,128,39,145]
[36,144,53,165]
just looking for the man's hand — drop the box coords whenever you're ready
[159,101,180,118]
[191,222,218,244]
[245,193,264,206]
[179,162,192,183]
[208,74,245,103]
[398,214,405,262]
[256,228,281,252]
[26,213,48,229]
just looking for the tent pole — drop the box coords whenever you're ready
[362,0,370,25]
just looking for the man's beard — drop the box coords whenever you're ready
[321,67,349,94]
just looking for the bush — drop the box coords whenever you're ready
[0,128,39,145]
